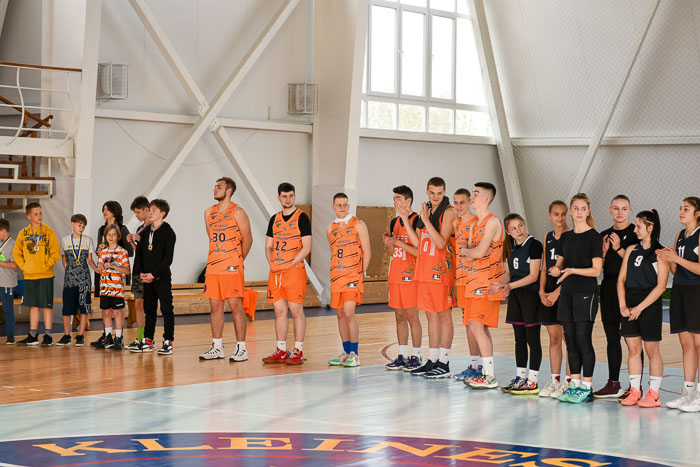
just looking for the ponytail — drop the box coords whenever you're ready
[637,209,662,249]
[570,193,595,229]
[503,213,525,261]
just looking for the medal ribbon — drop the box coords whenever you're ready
[71,234,83,264]
[31,225,41,250]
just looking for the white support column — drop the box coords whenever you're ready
[567,0,660,199]
[469,0,525,215]
[72,0,102,226]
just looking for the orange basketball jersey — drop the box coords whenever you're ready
[455,215,476,286]
[329,217,364,293]
[388,213,418,284]
[415,209,455,286]
[206,203,244,274]
[269,209,305,273]
[463,213,505,299]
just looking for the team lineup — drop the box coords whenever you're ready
[1,176,700,412]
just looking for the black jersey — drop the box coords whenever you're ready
[626,243,660,290]
[674,227,700,285]
[507,236,543,291]
[601,224,637,280]
[556,228,603,294]
[543,231,563,292]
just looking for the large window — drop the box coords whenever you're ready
[361,0,493,138]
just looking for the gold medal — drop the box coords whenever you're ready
[76,260,80,265]
[148,245,153,251]
[33,244,40,252]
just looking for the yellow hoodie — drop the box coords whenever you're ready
[13,223,60,279]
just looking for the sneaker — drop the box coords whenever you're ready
[131,338,156,353]
[343,352,360,367]
[539,379,558,397]
[386,355,407,371]
[453,365,478,382]
[287,348,304,365]
[403,356,423,372]
[467,369,498,389]
[262,348,289,364]
[463,365,484,385]
[568,386,593,404]
[620,387,642,406]
[557,383,580,403]
[550,380,569,399]
[593,379,623,399]
[501,377,522,393]
[158,340,173,355]
[112,336,123,350]
[229,346,248,362]
[637,389,661,408]
[511,379,540,395]
[666,387,694,409]
[17,334,39,346]
[126,339,141,351]
[618,386,632,403]
[56,335,72,346]
[41,334,53,347]
[679,392,700,412]
[199,344,225,360]
[102,334,114,349]
[90,333,106,348]
[424,361,451,379]
[410,359,434,376]
[328,352,348,366]
[5,335,14,345]
[75,335,85,347]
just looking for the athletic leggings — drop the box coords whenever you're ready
[562,321,595,378]
[513,324,542,371]
[602,321,622,380]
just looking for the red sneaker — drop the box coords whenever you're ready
[637,389,661,408]
[620,387,642,406]
[262,348,289,364]
[286,348,304,365]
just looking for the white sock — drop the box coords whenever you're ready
[629,374,642,390]
[483,356,495,375]
[581,381,592,390]
[438,348,450,364]
[551,374,559,382]
[399,344,408,358]
[237,341,247,351]
[697,382,700,393]
[470,356,481,368]
[412,347,421,357]
[105,327,113,336]
[528,369,539,383]
[277,340,286,351]
[295,341,303,351]
[684,381,694,391]
[213,338,223,349]
[516,367,527,379]
[572,379,581,387]
[115,329,122,338]
[429,348,439,362]
[649,376,662,393]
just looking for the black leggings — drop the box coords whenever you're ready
[562,321,595,378]
[513,324,542,371]
[602,321,622,380]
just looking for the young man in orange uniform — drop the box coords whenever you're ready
[326,193,371,368]
[199,177,253,363]
[263,182,312,365]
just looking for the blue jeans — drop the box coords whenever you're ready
[0,287,15,336]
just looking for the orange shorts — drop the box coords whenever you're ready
[455,284,468,309]
[331,290,363,309]
[267,267,307,304]
[417,282,453,313]
[388,282,418,309]
[462,296,500,327]
[204,272,244,301]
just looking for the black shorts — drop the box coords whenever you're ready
[506,288,540,327]
[22,278,54,309]
[620,288,662,341]
[100,295,125,311]
[600,279,620,324]
[557,291,598,323]
[131,275,144,299]
[540,277,560,325]
[62,286,92,316]
[670,284,700,334]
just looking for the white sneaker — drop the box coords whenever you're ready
[679,392,700,413]
[549,380,568,399]
[229,346,248,362]
[667,386,694,409]
[199,344,225,360]
[539,379,557,397]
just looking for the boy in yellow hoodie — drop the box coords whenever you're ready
[14,203,60,346]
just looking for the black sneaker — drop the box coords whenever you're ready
[410,359,434,376]
[41,334,53,347]
[56,334,72,346]
[5,335,14,345]
[17,334,39,346]
[112,336,123,350]
[618,386,631,403]
[91,333,106,348]
[424,361,451,379]
[75,335,85,347]
[385,355,407,371]
[103,334,114,349]
[157,340,173,355]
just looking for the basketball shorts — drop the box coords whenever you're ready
[557,291,598,323]
[62,285,92,316]
[131,274,144,300]
[455,284,468,310]
[204,272,244,301]
[620,288,662,341]
[417,282,453,313]
[100,295,125,310]
[22,278,53,309]
[388,282,418,309]
[506,288,540,327]
[331,290,363,309]
[267,267,307,304]
[670,284,700,334]
[462,296,500,328]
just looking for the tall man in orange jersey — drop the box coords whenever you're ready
[383,185,423,371]
[263,182,312,365]
[326,193,371,368]
[199,177,253,363]
[404,177,457,379]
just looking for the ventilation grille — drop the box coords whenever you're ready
[97,63,128,100]
[287,83,317,115]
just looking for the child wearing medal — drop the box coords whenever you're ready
[0,219,18,344]
[14,203,60,346]
[125,196,150,351]
[57,214,97,346]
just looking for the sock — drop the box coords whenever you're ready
[105,327,113,336]
[697,382,700,393]
[429,348,439,362]
[30,329,38,338]
[684,381,694,391]
[470,356,481,368]
[295,341,303,351]
[342,341,350,354]
[236,341,247,351]
[412,347,421,357]
[115,329,123,338]
[566,376,571,383]
[349,342,358,355]
[516,367,527,379]
[553,374,559,382]
[483,356,495,375]
[528,370,539,383]
[629,374,642,390]
[44,329,52,336]
[438,348,450,364]
[399,345,408,358]
[213,338,223,349]
[581,381,592,390]
[137,327,144,340]
[649,376,662,393]
[572,379,581,387]
[277,341,286,351]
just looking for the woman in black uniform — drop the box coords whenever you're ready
[617,210,668,407]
